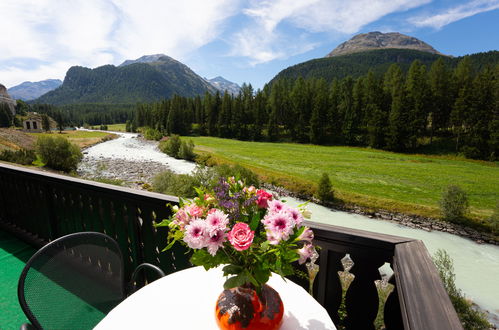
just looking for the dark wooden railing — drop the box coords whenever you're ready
[0,162,462,330]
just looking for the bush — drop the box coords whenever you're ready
[152,170,200,198]
[489,201,499,235]
[159,135,181,158]
[144,128,163,141]
[178,140,196,161]
[99,125,108,130]
[317,173,334,202]
[36,135,82,172]
[433,250,491,329]
[0,148,36,165]
[214,164,259,187]
[440,185,469,223]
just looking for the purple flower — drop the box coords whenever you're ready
[183,219,208,249]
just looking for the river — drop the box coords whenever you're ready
[78,131,499,324]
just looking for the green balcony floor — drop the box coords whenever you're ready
[0,230,35,330]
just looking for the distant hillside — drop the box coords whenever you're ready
[208,76,241,95]
[0,128,36,151]
[327,31,443,57]
[8,79,62,101]
[270,49,499,84]
[35,55,217,105]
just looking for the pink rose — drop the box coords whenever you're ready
[256,189,272,208]
[228,223,254,251]
[186,205,204,218]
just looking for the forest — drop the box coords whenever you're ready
[134,56,498,161]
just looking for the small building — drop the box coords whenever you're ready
[23,112,57,133]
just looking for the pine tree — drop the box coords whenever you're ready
[385,64,408,151]
[363,71,386,148]
[405,60,430,149]
[428,58,452,142]
[339,76,356,145]
[291,77,309,142]
[310,79,329,144]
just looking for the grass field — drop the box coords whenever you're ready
[190,136,498,221]
[106,123,126,132]
[28,130,117,148]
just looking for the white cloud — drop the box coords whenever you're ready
[0,0,239,87]
[230,0,431,64]
[408,0,499,29]
[0,61,72,88]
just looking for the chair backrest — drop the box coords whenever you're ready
[18,232,126,329]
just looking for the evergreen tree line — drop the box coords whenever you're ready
[134,57,498,160]
[16,103,135,128]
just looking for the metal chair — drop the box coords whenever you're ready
[18,232,165,330]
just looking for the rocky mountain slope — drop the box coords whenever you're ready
[326,31,443,57]
[207,76,241,95]
[35,55,217,104]
[8,79,62,101]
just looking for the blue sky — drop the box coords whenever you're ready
[1,0,498,90]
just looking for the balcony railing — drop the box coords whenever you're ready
[0,162,462,329]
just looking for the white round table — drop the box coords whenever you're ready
[95,266,336,330]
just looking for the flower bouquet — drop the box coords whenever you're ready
[157,177,318,329]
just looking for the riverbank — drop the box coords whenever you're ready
[261,183,498,245]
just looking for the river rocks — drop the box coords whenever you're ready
[77,156,170,189]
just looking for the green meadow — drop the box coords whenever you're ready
[190,136,498,221]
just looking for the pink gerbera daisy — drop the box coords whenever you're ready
[263,211,294,244]
[183,219,208,249]
[206,229,227,256]
[205,209,229,233]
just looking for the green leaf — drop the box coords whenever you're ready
[224,275,247,289]
[222,264,243,275]
[249,213,260,231]
[254,265,270,285]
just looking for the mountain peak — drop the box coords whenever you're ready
[119,54,174,67]
[8,79,62,101]
[326,31,443,57]
[208,76,241,95]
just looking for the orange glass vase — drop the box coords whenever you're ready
[215,283,284,330]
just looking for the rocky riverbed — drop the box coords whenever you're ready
[77,131,196,189]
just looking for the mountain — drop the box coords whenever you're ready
[270,30,499,84]
[35,55,217,104]
[119,54,168,67]
[8,79,62,101]
[0,84,16,114]
[207,76,241,95]
[326,31,443,57]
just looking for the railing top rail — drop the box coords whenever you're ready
[305,220,415,254]
[394,240,463,330]
[0,162,178,205]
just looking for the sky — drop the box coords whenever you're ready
[1,0,498,90]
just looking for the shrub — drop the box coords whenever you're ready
[440,185,469,223]
[214,164,259,187]
[99,124,108,130]
[317,173,334,202]
[0,148,36,165]
[36,135,82,172]
[489,201,499,235]
[152,170,200,198]
[144,127,163,141]
[178,140,196,161]
[159,135,181,158]
[433,249,491,329]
